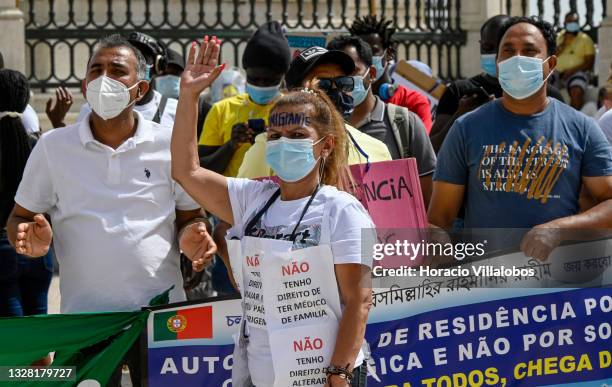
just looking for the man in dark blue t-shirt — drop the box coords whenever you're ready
[429,17,612,260]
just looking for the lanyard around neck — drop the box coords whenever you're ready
[244,185,320,243]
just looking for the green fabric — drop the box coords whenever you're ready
[0,311,148,386]
[153,311,177,341]
[0,289,174,386]
[148,285,174,307]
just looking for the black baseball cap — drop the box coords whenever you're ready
[285,46,355,89]
[127,32,165,59]
[166,48,185,71]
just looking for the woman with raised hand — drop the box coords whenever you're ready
[172,36,373,387]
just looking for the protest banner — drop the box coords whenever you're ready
[145,238,612,387]
[146,295,241,387]
[367,286,612,386]
[367,239,612,386]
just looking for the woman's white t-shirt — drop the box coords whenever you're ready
[227,178,374,387]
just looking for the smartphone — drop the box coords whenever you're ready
[464,86,490,101]
[248,118,266,135]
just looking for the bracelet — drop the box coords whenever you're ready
[323,365,353,384]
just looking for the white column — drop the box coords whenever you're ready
[0,0,26,72]
[460,1,505,78]
[597,0,612,85]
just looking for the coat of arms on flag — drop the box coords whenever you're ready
[167,315,187,333]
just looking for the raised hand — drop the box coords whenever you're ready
[180,35,225,99]
[179,222,217,272]
[45,87,73,128]
[15,214,53,257]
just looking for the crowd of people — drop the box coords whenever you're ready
[0,11,611,387]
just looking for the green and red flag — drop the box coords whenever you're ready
[153,305,213,341]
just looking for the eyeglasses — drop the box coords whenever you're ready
[317,76,355,93]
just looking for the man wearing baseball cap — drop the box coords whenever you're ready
[154,48,185,100]
[198,21,291,177]
[237,45,392,178]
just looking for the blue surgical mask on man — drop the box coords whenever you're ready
[565,22,580,33]
[498,55,553,100]
[155,75,181,99]
[325,89,355,118]
[265,137,325,182]
[351,69,371,106]
[480,54,497,77]
[246,83,281,105]
[372,52,386,82]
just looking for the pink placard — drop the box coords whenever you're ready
[351,159,428,268]
[350,158,427,229]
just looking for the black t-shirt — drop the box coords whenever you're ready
[435,73,565,118]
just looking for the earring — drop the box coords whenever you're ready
[318,156,327,187]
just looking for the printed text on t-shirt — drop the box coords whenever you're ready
[477,135,570,203]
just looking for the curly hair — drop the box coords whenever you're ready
[271,86,352,191]
[496,16,556,56]
[349,15,396,49]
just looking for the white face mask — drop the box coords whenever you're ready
[86,75,140,120]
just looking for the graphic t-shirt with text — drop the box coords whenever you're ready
[434,98,612,228]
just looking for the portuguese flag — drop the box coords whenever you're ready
[153,305,213,341]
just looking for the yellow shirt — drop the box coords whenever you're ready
[199,93,276,177]
[556,31,595,73]
[237,123,393,179]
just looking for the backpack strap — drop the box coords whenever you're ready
[386,103,411,158]
[152,95,169,124]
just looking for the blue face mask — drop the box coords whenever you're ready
[154,75,181,99]
[498,55,552,100]
[480,54,497,77]
[325,89,354,118]
[265,137,324,183]
[144,64,153,82]
[351,70,371,106]
[566,22,580,33]
[246,83,281,105]
[372,54,386,82]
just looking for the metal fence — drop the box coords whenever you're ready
[23,0,466,90]
[505,0,606,40]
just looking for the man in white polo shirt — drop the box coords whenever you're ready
[6,34,215,386]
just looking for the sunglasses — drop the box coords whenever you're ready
[317,76,355,93]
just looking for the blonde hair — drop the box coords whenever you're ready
[271,87,353,191]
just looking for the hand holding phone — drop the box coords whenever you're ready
[464,86,490,101]
[247,118,266,135]
[458,87,494,115]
